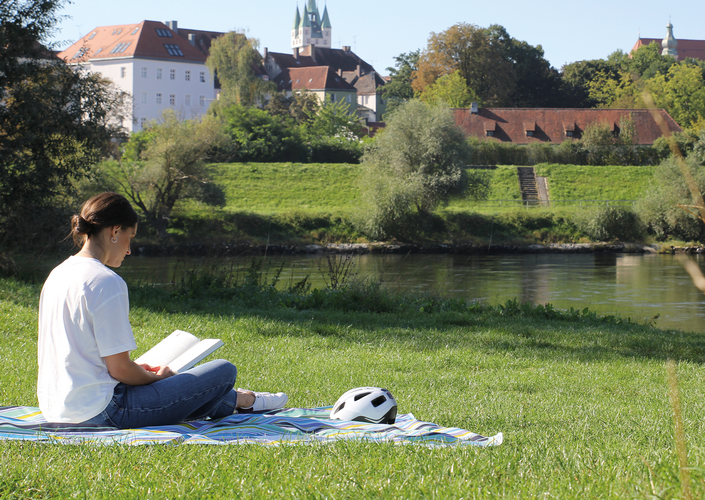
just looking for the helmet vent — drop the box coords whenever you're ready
[334,401,345,413]
[354,392,371,401]
[371,395,387,407]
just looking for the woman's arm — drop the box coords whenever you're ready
[104,351,175,385]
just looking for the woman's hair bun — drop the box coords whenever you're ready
[72,214,95,236]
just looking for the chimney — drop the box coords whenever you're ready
[471,102,479,114]
[263,47,268,59]
[188,34,195,47]
[356,63,361,78]
[342,45,351,52]
[309,44,316,61]
[165,20,178,33]
[293,47,299,60]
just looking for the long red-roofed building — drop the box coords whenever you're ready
[453,108,682,145]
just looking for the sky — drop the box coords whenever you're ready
[50,0,705,74]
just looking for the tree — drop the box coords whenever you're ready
[380,50,419,115]
[418,70,478,108]
[206,31,270,108]
[413,23,562,108]
[559,59,620,108]
[1,0,124,246]
[413,23,515,106]
[221,104,307,162]
[646,63,705,128]
[580,116,638,165]
[359,100,479,238]
[636,154,705,241]
[111,111,225,238]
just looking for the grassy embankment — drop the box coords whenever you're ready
[162,162,656,246]
[2,274,704,498]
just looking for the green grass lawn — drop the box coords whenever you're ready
[534,163,657,201]
[2,275,704,498]
[209,162,362,213]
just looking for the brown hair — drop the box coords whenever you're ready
[71,192,139,246]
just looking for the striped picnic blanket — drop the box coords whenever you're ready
[0,406,503,447]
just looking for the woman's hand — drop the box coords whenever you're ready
[139,363,176,378]
[106,353,175,385]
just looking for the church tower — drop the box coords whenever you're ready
[661,22,678,59]
[291,1,332,50]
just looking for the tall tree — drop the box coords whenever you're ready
[413,23,515,106]
[111,111,226,238]
[646,63,705,128]
[206,31,270,108]
[412,23,561,107]
[359,100,479,238]
[380,50,419,114]
[1,0,122,246]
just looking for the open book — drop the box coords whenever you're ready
[134,330,224,373]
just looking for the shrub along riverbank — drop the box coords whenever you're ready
[2,272,704,498]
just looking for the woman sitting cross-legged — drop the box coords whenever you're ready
[37,192,287,428]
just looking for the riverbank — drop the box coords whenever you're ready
[132,240,705,256]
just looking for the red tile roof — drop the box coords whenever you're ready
[453,108,682,145]
[57,21,222,63]
[274,66,357,92]
[631,38,705,61]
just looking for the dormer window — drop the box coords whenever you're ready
[526,131,534,137]
[566,131,573,137]
[486,130,494,137]
[524,122,536,137]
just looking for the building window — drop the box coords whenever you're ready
[486,130,494,137]
[170,94,175,106]
[157,68,162,80]
[140,117,147,128]
[185,70,190,81]
[141,92,147,104]
[185,95,191,106]
[566,131,574,137]
[199,72,206,83]
[156,93,162,104]
[88,32,97,40]
[199,95,205,107]
[164,44,184,56]
[330,94,336,102]
[170,69,176,80]
[120,67,126,78]
[346,95,351,103]
[141,67,147,78]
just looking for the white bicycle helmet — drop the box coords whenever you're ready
[330,387,398,424]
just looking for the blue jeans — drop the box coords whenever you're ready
[80,359,239,429]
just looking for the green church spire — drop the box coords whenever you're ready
[293,6,301,30]
[321,6,331,29]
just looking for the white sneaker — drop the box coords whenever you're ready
[238,389,288,412]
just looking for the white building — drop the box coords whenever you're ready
[58,20,223,132]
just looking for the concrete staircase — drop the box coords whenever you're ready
[517,167,539,205]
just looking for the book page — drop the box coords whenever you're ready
[134,330,200,367]
[168,339,224,373]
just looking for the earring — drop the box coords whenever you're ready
[111,236,118,243]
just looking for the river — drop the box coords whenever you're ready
[115,252,705,333]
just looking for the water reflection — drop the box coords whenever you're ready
[116,253,705,333]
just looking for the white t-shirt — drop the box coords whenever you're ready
[37,256,137,423]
